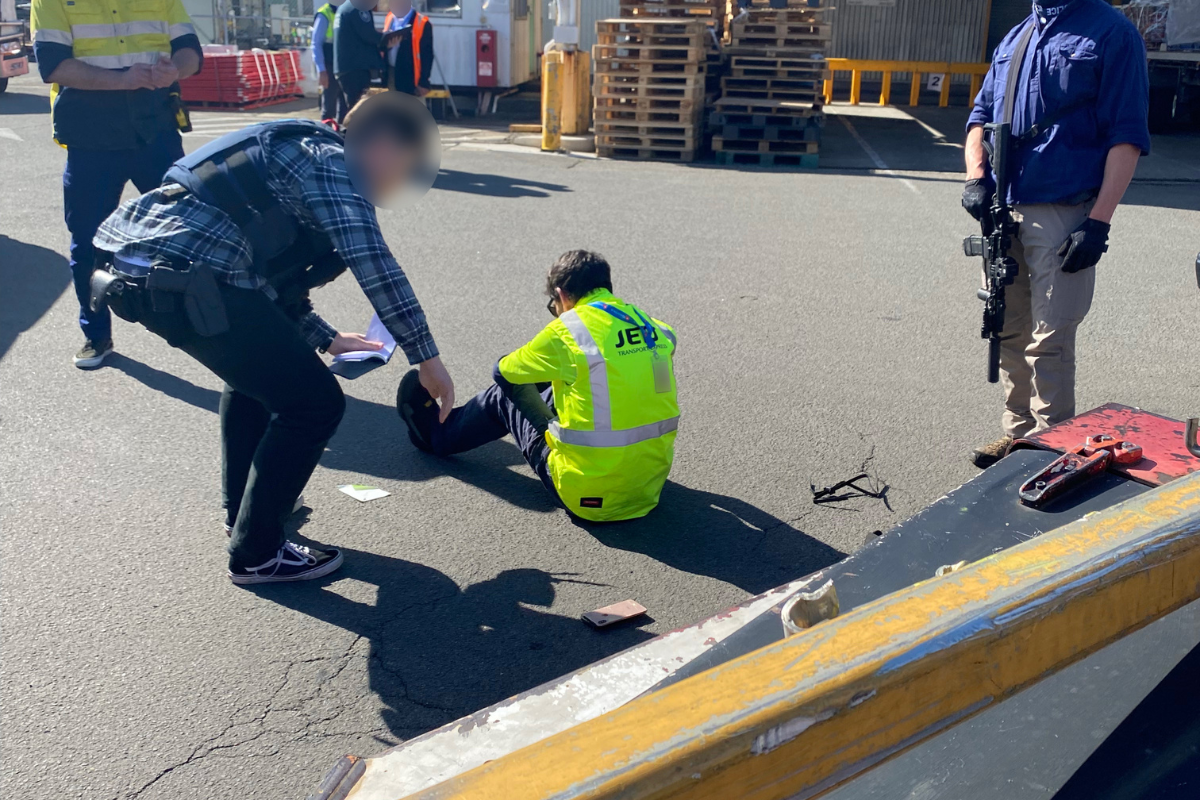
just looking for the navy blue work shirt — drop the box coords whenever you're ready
[333,1,385,77]
[967,0,1150,205]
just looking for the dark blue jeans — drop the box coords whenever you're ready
[429,384,557,497]
[62,129,184,342]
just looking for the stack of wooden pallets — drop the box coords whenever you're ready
[711,0,829,167]
[593,19,709,162]
[619,0,724,36]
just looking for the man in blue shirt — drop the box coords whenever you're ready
[963,0,1150,468]
[312,0,348,125]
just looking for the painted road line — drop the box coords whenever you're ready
[838,116,919,195]
[0,128,24,142]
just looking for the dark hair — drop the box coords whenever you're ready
[546,250,612,301]
[343,95,426,149]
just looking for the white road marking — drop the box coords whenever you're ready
[838,116,920,195]
[0,128,24,142]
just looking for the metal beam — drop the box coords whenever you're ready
[396,472,1200,800]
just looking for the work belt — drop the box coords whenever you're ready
[90,253,230,337]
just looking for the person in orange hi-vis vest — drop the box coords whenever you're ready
[382,0,433,97]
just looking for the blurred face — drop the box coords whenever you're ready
[361,136,417,200]
[392,0,413,14]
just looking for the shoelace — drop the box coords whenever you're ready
[244,541,319,576]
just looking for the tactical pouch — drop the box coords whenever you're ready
[89,267,145,323]
[146,259,230,337]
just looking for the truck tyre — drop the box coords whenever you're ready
[1148,85,1175,134]
[0,78,8,94]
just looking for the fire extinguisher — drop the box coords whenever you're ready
[476,29,497,88]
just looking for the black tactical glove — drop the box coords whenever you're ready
[1057,218,1110,274]
[962,177,993,221]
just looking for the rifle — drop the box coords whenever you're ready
[963,119,1020,384]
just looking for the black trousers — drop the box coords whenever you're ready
[429,384,557,497]
[338,69,372,112]
[139,283,345,568]
[319,42,347,123]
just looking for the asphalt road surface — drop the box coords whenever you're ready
[3,73,1200,799]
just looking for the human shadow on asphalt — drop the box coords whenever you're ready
[0,235,71,361]
[104,355,556,511]
[253,549,654,736]
[433,169,571,199]
[0,90,51,115]
[578,483,845,596]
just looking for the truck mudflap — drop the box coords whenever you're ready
[305,405,1200,799]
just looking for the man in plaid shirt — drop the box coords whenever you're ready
[93,99,453,585]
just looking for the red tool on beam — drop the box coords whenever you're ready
[1019,434,1144,507]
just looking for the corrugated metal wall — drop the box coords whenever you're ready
[548,0,621,55]
[828,0,990,63]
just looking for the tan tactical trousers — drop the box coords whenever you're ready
[998,202,1096,439]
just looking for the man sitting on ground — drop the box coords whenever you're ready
[397,250,680,522]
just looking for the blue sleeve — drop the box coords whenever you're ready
[311,14,328,71]
[966,60,996,130]
[33,41,73,81]
[1095,23,1151,155]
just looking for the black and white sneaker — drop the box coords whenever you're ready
[228,540,343,585]
[74,338,114,369]
[224,495,306,537]
[396,369,437,453]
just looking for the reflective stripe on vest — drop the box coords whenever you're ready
[548,417,680,448]
[317,4,335,41]
[555,308,678,448]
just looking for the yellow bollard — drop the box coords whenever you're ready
[823,76,833,105]
[938,73,951,107]
[909,72,921,107]
[879,71,891,106]
[542,51,562,152]
[849,69,862,105]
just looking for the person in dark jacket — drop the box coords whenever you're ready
[334,0,406,109]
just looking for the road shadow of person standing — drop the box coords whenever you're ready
[0,236,72,361]
[254,550,655,737]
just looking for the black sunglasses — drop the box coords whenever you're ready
[546,296,558,318]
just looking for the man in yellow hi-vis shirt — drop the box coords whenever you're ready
[31,0,202,368]
[398,250,680,522]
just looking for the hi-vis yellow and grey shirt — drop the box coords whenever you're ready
[31,0,202,149]
[497,288,680,522]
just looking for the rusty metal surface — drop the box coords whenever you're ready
[1013,403,1200,488]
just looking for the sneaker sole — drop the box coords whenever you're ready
[228,550,344,585]
[396,371,434,453]
[73,346,114,370]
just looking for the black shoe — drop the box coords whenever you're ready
[228,540,343,585]
[969,436,1014,469]
[74,338,114,369]
[396,368,437,453]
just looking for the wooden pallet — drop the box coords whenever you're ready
[595,75,706,102]
[597,132,696,149]
[731,21,829,38]
[722,75,821,91]
[597,106,703,125]
[712,122,819,142]
[712,96,822,115]
[725,44,826,58]
[735,8,826,23]
[595,121,699,137]
[712,136,818,154]
[720,85,822,101]
[593,43,707,62]
[729,54,827,78]
[595,58,706,77]
[620,0,722,15]
[597,145,697,162]
[729,32,830,48]
[596,95,703,113]
[709,109,822,128]
[713,150,819,168]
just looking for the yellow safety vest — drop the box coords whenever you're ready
[317,3,335,42]
[31,0,196,145]
[500,289,680,521]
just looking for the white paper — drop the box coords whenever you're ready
[338,484,391,502]
[331,314,397,364]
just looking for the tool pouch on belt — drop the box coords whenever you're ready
[89,262,144,323]
[146,259,230,337]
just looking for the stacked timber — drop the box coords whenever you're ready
[593,19,709,162]
[619,0,724,39]
[711,0,828,167]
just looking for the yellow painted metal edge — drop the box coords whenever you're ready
[401,473,1200,800]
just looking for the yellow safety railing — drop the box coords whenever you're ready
[400,470,1200,800]
[823,58,991,108]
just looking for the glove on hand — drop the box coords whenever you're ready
[962,178,993,221]
[1058,218,1110,274]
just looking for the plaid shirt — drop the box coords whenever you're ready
[94,129,438,363]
